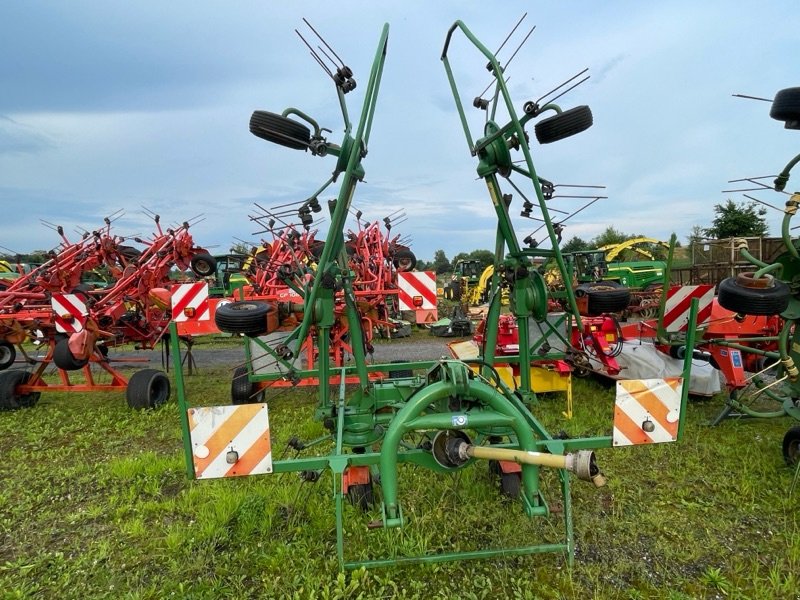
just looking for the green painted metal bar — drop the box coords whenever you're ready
[678,298,699,440]
[344,543,569,570]
[171,320,195,479]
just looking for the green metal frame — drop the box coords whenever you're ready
[174,20,699,571]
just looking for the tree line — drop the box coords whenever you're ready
[423,198,770,274]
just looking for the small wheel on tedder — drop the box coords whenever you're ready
[231,365,264,404]
[783,426,800,467]
[718,273,790,316]
[214,301,274,337]
[53,338,89,371]
[127,369,170,410]
[0,370,40,410]
[0,341,16,370]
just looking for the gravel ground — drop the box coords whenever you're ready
[105,333,465,370]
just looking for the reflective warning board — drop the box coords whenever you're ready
[613,378,682,446]
[188,404,272,479]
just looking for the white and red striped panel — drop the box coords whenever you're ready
[397,271,437,310]
[613,378,682,446]
[663,285,714,332]
[188,404,272,479]
[51,293,88,333]
[171,282,210,323]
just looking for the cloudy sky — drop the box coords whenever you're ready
[1,1,798,262]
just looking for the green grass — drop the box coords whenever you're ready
[1,365,798,599]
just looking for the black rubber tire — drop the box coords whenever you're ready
[214,301,273,336]
[387,359,413,379]
[249,111,311,150]
[346,481,374,511]
[53,338,89,371]
[126,369,170,410]
[782,425,800,467]
[534,105,593,144]
[770,87,800,129]
[231,365,264,405]
[0,370,40,410]
[499,472,521,499]
[576,281,631,316]
[0,341,16,370]
[190,253,217,277]
[309,240,326,260]
[117,244,142,261]
[392,249,417,272]
[718,276,790,316]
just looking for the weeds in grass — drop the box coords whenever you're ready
[0,367,798,598]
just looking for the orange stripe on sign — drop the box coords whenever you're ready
[225,433,272,477]
[619,380,678,437]
[192,404,263,477]
[614,404,654,445]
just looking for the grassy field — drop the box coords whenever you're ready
[1,359,798,599]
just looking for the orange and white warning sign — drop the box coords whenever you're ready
[171,282,210,323]
[51,293,88,333]
[613,378,682,446]
[397,271,437,310]
[188,404,272,479]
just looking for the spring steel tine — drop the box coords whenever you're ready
[539,75,591,109]
[494,12,527,58]
[731,93,772,102]
[551,194,609,200]
[554,183,606,189]
[295,29,335,78]
[501,25,536,73]
[536,68,590,105]
[302,18,346,67]
[742,193,790,214]
[728,175,776,183]
[271,198,308,210]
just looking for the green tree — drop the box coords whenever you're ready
[591,226,630,248]
[431,249,451,274]
[560,236,589,253]
[704,199,768,239]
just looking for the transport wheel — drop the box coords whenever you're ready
[770,87,800,129]
[392,249,417,272]
[783,426,800,467]
[214,301,273,336]
[0,341,16,370]
[309,240,326,260]
[499,472,521,499]
[190,253,217,277]
[117,244,142,261]
[534,105,593,144]
[387,359,413,379]
[717,273,790,316]
[231,365,264,404]
[576,281,631,316]
[53,338,89,371]
[126,369,170,410]
[0,370,40,410]
[346,481,374,511]
[249,111,311,150]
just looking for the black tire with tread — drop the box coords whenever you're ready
[392,249,417,272]
[0,341,16,370]
[718,276,790,316]
[53,338,89,371]
[499,472,521,498]
[0,370,40,410]
[535,105,593,144]
[190,253,217,277]
[783,425,800,467]
[346,482,374,511]
[576,281,631,316]
[231,365,264,404]
[249,111,311,150]
[770,87,800,129]
[126,369,170,410]
[214,301,273,336]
